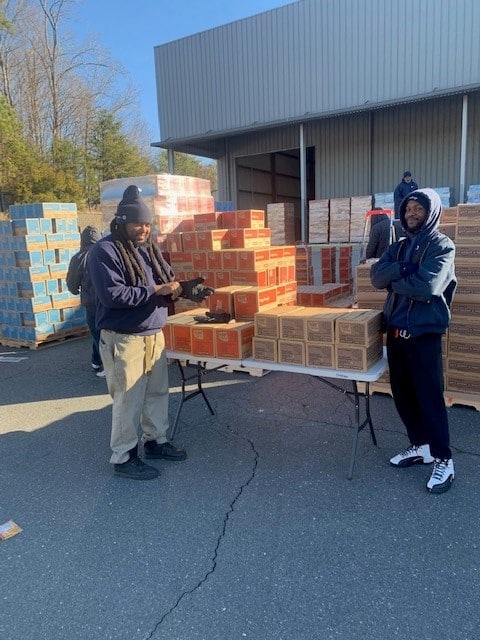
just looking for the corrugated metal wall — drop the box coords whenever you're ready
[215,94,476,206]
[154,0,480,145]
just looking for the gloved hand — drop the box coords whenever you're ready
[179,277,214,302]
[401,262,418,277]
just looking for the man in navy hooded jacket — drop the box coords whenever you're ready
[88,186,213,480]
[371,188,457,494]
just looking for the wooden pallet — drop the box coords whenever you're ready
[0,328,88,350]
[444,391,480,411]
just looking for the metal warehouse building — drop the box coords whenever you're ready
[152,0,480,240]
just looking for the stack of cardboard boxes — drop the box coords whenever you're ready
[0,203,85,345]
[252,307,383,372]
[446,203,480,397]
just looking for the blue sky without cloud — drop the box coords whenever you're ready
[73,0,291,142]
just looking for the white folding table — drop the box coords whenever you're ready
[166,350,388,479]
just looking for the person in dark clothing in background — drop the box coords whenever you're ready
[88,185,214,480]
[365,209,393,259]
[66,225,105,377]
[394,171,418,217]
[371,188,457,494]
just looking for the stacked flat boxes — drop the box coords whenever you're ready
[329,198,351,243]
[350,196,372,242]
[266,202,296,245]
[100,174,215,244]
[308,199,329,243]
[295,243,313,285]
[446,204,480,395]
[252,307,383,371]
[0,203,85,345]
[354,262,387,310]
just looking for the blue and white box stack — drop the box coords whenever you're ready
[0,203,87,344]
[467,184,480,203]
[374,192,395,209]
[432,187,451,207]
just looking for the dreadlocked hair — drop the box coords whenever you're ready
[110,222,174,286]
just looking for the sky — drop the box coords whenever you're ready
[73,0,293,143]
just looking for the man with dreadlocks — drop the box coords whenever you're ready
[88,185,214,480]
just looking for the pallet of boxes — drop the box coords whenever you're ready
[445,203,480,409]
[0,203,86,348]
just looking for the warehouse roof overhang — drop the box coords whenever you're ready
[151,85,480,160]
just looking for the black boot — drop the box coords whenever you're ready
[114,445,160,480]
[144,441,187,461]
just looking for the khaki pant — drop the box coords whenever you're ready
[99,330,170,464]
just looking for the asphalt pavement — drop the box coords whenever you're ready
[1,335,479,640]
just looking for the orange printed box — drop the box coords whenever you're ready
[166,233,183,252]
[215,321,255,359]
[222,249,240,270]
[202,271,216,288]
[167,313,198,352]
[228,228,269,249]
[206,251,223,270]
[230,269,269,287]
[181,231,198,251]
[191,325,218,357]
[215,270,231,288]
[168,251,194,270]
[235,209,265,229]
[217,211,236,228]
[233,286,278,320]
[192,251,208,270]
[196,230,230,251]
[208,285,251,316]
[162,324,173,350]
[193,212,219,230]
[237,249,271,271]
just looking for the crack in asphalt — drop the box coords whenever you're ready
[143,425,259,640]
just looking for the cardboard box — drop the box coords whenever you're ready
[167,311,199,352]
[233,286,278,320]
[191,324,220,357]
[192,251,208,270]
[215,270,231,288]
[279,308,331,341]
[235,209,265,229]
[278,339,305,366]
[228,228,271,249]
[254,305,305,339]
[215,321,255,359]
[208,285,251,317]
[305,310,347,344]
[335,309,383,346]
[193,212,219,230]
[237,249,270,271]
[305,343,335,368]
[335,337,383,371]
[230,269,269,287]
[206,251,223,270]
[221,249,240,270]
[196,229,229,251]
[252,336,278,362]
[446,374,480,394]
[181,231,198,251]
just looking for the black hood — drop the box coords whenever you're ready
[80,225,102,250]
[399,188,442,239]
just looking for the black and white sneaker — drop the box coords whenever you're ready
[91,363,102,371]
[427,458,454,494]
[390,444,434,467]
